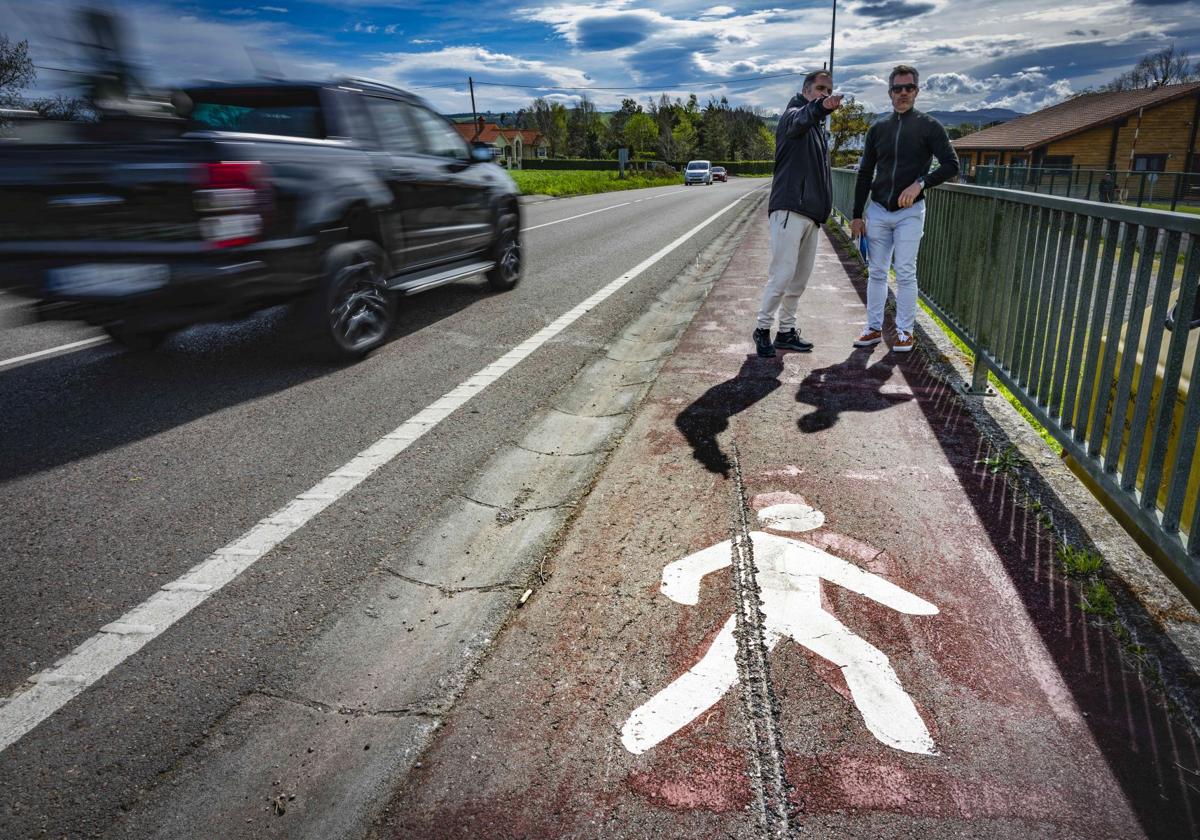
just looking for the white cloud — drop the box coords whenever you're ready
[220,7,257,15]
[259,5,288,12]
[699,5,736,17]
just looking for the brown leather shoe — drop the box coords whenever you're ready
[853,328,883,347]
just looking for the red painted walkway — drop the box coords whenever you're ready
[372,212,1200,839]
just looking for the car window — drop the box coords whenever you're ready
[364,97,421,153]
[409,106,470,159]
[687,161,709,170]
[187,88,325,138]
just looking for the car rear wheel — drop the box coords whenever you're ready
[486,212,522,291]
[312,240,396,360]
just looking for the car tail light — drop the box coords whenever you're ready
[194,161,272,248]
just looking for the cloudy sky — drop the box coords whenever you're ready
[3,0,1197,115]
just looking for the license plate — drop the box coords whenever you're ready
[45,263,169,297]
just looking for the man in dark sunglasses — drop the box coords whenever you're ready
[850,64,958,353]
[754,70,844,358]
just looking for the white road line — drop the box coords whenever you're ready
[524,186,695,231]
[524,202,632,231]
[0,337,109,371]
[0,191,758,755]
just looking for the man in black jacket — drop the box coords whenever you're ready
[753,70,843,358]
[850,65,958,353]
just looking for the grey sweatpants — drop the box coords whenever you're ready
[756,210,820,331]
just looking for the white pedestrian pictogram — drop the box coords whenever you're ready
[621,503,939,756]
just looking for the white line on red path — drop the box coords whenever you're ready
[0,190,761,755]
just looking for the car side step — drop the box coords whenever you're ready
[387,260,494,296]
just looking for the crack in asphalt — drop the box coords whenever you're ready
[257,688,440,720]
[377,567,524,597]
[729,442,796,839]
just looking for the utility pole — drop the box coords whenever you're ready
[469,76,479,140]
[829,0,837,78]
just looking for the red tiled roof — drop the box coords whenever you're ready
[952,82,1200,151]
[452,122,545,145]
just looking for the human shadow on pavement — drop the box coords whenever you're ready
[821,224,1200,838]
[795,345,912,433]
[676,354,784,477]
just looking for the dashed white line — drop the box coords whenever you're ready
[0,336,109,370]
[0,190,759,755]
[525,187,692,230]
[524,202,632,231]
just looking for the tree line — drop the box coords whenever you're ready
[506,94,777,162]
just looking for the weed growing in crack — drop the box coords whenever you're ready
[1057,544,1104,578]
[977,445,1024,476]
[1081,580,1118,620]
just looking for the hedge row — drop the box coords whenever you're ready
[519,159,775,175]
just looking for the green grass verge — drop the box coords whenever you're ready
[509,169,681,198]
[1143,202,1200,216]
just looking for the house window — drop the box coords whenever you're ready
[983,153,1000,166]
[537,146,546,158]
[1133,154,1168,172]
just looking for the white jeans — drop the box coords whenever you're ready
[865,200,925,333]
[757,210,820,332]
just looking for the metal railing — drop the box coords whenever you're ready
[972,166,1200,213]
[831,169,1200,599]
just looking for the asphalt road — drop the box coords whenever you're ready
[0,177,765,839]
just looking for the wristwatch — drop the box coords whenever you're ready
[916,176,926,189]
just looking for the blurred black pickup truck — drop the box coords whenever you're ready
[0,78,522,358]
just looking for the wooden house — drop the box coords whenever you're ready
[952,82,1200,199]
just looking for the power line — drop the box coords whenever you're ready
[408,69,809,93]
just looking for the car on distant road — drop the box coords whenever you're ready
[711,166,728,182]
[684,160,713,186]
[0,77,522,359]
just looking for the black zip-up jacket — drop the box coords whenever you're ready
[768,93,832,224]
[853,108,959,218]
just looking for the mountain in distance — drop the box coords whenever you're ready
[925,107,1025,127]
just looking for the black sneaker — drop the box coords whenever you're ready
[753,328,776,357]
[774,329,813,352]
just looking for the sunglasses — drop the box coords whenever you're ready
[890,83,918,93]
